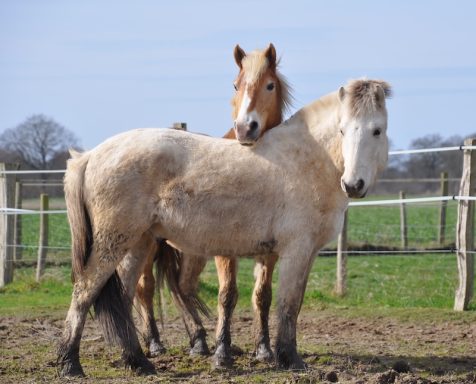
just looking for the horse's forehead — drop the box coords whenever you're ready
[242,58,274,87]
[343,106,387,128]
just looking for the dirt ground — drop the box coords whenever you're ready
[1,308,476,383]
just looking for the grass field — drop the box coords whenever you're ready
[0,251,472,317]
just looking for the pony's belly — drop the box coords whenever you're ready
[152,220,275,258]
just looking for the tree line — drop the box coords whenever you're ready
[376,133,475,194]
[0,114,80,197]
[0,114,473,196]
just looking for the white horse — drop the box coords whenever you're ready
[57,79,390,377]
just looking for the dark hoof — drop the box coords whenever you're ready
[190,337,210,356]
[276,347,307,370]
[134,361,157,376]
[211,344,233,369]
[124,353,156,376]
[255,343,274,363]
[147,340,166,357]
[57,359,85,378]
[57,349,85,378]
[133,359,156,376]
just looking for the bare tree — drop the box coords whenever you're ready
[0,114,80,169]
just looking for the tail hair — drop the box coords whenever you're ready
[155,240,211,319]
[64,150,92,280]
[93,271,137,349]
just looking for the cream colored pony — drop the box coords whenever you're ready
[57,79,391,377]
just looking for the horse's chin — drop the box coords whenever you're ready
[345,189,368,199]
[236,136,258,146]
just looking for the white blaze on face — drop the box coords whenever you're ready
[235,90,251,126]
[340,114,389,196]
[341,125,371,189]
[234,89,262,140]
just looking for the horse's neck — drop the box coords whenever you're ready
[291,93,344,173]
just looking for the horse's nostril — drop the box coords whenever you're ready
[249,121,259,131]
[342,182,351,193]
[356,179,365,191]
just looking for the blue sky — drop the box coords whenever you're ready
[1,1,475,150]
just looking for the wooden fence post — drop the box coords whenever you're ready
[36,194,49,282]
[0,163,19,287]
[437,172,449,246]
[172,122,187,131]
[335,209,348,296]
[13,181,22,261]
[454,138,476,311]
[399,191,408,249]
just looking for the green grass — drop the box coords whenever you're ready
[20,213,71,261]
[0,266,72,316]
[346,194,459,249]
[2,253,471,317]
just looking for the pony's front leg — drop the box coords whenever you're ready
[252,254,278,362]
[177,254,210,355]
[274,245,315,370]
[213,255,238,368]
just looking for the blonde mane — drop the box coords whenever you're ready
[240,49,293,115]
[345,79,392,117]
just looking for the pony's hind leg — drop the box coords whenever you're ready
[212,255,238,368]
[154,244,210,355]
[57,247,150,377]
[57,281,92,378]
[135,239,166,357]
[252,254,278,362]
[177,254,210,355]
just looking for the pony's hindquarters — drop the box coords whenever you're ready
[58,151,156,377]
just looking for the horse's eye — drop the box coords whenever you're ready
[373,128,381,137]
[233,83,238,91]
[266,82,275,91]
[340,129,344,136]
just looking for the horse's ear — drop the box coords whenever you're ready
[338,86,346,103]
[234,45,246,69]
[265,43,277,69]
[69,148,82,159]
[375,85,386,108]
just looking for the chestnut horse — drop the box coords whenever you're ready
[132,43,292,362]
[58,79,391,377]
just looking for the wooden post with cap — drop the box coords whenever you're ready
[454,138,476,311]
[0,163,19,287]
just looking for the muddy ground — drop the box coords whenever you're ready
[1,308,476,383]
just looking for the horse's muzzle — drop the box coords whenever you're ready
[234,120,260,145]
[341,178,367,198]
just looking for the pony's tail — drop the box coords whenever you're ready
[93,271,138,351]
[65,150,138,353]
[64,149,92,280]
[155,240,211,320]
